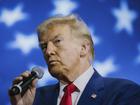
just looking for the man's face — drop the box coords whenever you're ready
[39,24,81,81]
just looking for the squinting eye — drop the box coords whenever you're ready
[54,39,61,44]
[40,44,47,52]
[40,47,46,53]
[53,37,64,46]
[42,47,46,52]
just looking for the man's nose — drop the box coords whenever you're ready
[45,42,56,56]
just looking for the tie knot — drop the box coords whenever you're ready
[64,83,77,94]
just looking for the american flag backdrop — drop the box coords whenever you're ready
[0,0,140,104]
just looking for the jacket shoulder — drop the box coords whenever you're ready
[102,77,140,105]
[103,77,140,90]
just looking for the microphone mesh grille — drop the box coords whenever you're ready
[32,66,44,79]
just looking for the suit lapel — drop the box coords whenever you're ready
[77,70,104,105]
[42,83,59,105]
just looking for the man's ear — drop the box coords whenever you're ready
[80,39,90,57]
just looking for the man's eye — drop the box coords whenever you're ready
[40,44,47,51]
[54,39,61,44]
[42,47,46,51]
[41,47,45,52]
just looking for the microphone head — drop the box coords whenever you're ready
[31,66,44,79]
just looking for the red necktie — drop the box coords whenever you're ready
[60,83,77,105]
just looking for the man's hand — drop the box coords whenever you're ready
[9,71,38,105]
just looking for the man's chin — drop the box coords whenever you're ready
[49,66,60,74]
[50,71,63,79]
[48,67,64,79]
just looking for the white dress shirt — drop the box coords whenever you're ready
[57,65,94,105]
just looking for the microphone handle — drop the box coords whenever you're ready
[10,72,37,95]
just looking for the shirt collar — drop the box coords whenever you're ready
[73,65,94,92]
[59,65,94,92]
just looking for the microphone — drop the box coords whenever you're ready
[9,66,44,95]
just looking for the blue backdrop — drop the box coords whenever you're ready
[0,0,140,105]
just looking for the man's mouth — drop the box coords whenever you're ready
[48,60,59,65]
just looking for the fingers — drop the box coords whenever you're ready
[12,71,31,85]
[20,71,30,77]
[9,70,38,104]
[12,71,38,88]
[31,78,38,87]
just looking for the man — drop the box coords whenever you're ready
[9,14,140,105]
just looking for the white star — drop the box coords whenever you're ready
[0,4,28,27]
[135,44,140,64]
[112,1,137,35]
[7,32,39,54]
[51,0,78,16]
[89,27,101,45]
[94,57,118,76]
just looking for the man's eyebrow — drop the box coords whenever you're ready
[39,41,47,45]
[52,34,62,40]
[39,34,62,45]
[39,43,47,48]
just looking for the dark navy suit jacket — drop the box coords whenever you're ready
[33,70,140,105]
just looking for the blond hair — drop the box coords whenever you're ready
[37,14,94,60]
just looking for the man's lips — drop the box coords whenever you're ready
[48,60,59,65]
